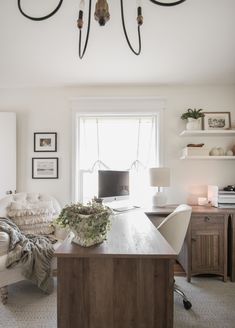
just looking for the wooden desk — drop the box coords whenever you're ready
[145,205,177,228]
[55,210,176,328]
[146,205,235,282]
[228,211,235,282]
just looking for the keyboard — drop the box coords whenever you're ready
[113,205,140,212]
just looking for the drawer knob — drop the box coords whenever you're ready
[204,216,210,221]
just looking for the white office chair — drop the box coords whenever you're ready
[157,204,192,310]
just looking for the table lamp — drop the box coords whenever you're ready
[149,167,170,207]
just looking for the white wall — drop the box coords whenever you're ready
[0,85,235,206]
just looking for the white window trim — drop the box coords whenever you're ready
[71,97,166,202]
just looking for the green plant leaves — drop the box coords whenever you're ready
[181,108,205,120]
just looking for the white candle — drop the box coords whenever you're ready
[198,197,208,206]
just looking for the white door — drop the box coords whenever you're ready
[0,112,16,199]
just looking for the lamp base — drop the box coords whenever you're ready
[152,191,167,207]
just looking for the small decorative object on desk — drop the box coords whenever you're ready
[198,197,208,206]
[181,108,204,130]
[223,185,235,191]
[55,200,112,247]
[218,187,235,208]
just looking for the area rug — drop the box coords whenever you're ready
[0,280,56,328]
[0,277,235,328]
[174,276,235,328]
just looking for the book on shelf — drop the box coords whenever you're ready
[218,193,235,197]
[218,190,235,195]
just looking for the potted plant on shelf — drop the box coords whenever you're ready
[55,200,112,247]
[181,108,205,130]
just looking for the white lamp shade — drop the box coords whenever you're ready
[149,167,170,187]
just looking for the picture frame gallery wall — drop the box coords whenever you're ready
[32,132,59,179]
[34,132,57,152]
[32,157,58,179]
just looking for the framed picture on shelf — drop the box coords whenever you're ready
[32,157,58,179]
[202,112,231,130]
[34,132,57,152]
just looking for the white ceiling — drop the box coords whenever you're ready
[1,0,235,88]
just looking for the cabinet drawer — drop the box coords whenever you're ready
[191,230,224,274]
[191,214,225,228]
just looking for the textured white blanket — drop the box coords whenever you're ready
[0,217,55,294]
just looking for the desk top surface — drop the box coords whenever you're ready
[145,204,235,215]
[55,209,176,259]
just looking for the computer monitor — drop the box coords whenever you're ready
[98,170,130,202]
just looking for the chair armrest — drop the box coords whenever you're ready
[54,225,69,241]
[0,232,10,256]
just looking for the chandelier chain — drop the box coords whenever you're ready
[78,0,92,59]
[17,0,64,21]
[149,0,186,7]
[120,0,142,56]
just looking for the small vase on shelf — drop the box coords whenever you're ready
[186,118,201,130]
[181,108,204,131]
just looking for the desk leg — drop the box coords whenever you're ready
[230,215,235,282]
[57,257,174,328]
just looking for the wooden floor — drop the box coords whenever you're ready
[174,262,186,276]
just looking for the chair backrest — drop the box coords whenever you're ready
[157,204,192,255]
[0,192,61,218]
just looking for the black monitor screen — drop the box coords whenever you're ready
[98,170,129,199]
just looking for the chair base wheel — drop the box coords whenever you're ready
[0,286,8,305]
[183,300,192,310]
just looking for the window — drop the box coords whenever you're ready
[71,96,165,204]
[76,114,160,205]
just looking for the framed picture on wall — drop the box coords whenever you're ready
[32,157,58,179]
[34,132,57,152]
[202,112,231,130]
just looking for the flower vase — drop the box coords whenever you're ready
[56,201,112,248]
[70,212,111,247]
[186,118,201,130]
[71,229,107,247]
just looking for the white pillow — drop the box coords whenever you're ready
[19,222,55,235]
[7,201,55,217]
[7,201,56,235]
[10,213,54,226]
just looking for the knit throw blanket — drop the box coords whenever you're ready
[0,217,55,294]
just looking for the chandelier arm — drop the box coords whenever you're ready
[149,0,186,6]
[78,0,92,59]
[120,0,142,56]
[17,0,63,21]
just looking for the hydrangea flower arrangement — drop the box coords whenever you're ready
[55,200,112,247]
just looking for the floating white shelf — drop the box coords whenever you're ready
[180,130,235,137]
[180,155,235,160]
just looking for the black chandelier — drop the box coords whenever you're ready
[17,0,187,59]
